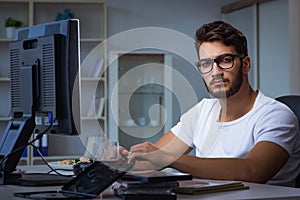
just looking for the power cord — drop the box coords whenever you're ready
[0,123,53,172]
[30,144,74,177]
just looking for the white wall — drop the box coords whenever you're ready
[107,0,235,38]
[259,0,290,97]
[106,0,236,125]
[289,0,300,94]
[221,0,300,98]
[223,6,258,89]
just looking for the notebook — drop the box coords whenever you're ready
[173,179,250,195]
[14,161,133,199]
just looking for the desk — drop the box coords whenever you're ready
[1,165,300,200]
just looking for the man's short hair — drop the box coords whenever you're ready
[195,21,248,57]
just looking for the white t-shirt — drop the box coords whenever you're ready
[171,91,300,187]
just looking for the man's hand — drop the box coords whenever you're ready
[119,145,130,159]
[119,131,191,171]
[128,141,180,170]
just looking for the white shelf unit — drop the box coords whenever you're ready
[108,52,173,150]
[0,0,107,165]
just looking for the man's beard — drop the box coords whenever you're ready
[203,64,243,99]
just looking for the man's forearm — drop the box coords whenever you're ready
[170,155,267,183]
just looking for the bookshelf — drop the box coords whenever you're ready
[0,0,107,165]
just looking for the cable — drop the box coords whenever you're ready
[0,123,53,172]
[0,111,74,178]
[30,144,74,177]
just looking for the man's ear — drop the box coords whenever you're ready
[243,56,251,74]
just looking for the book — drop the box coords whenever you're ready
[87,98,96,117]
[21,147,27,157]
[88,59,104,78]
[87,97,105,118]
[32,134,48,156]
[172,179,249,195]
[96,97,105,118]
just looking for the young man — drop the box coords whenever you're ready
[122,21,300,187]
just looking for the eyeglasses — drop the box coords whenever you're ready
[195,53,244,74]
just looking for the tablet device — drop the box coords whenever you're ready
[122,171,193,183]
[14,161,133,199]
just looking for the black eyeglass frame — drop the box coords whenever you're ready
[196,53,245,74]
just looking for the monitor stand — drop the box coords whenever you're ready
[0,171,22,185]
[0,65,38,185]
[0,117,35,185]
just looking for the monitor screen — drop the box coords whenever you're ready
[0,19,81,176]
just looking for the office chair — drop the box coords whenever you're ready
[276,95,300,187]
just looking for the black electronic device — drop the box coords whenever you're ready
[120,180,179,189]
[118,188,177,200]
[117,181,178,200]
[0,19,81,184]
[122,170,193,183]
[15,174,73,187]
[14,161,133,199]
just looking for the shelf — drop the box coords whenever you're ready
[33,2,106,39]
[119,91,164,95]
[0,39,13,42]
[0,0,107,166]
[119,124,164,129]
[0,117,10,121]
[81,38,105,42]
[81,116,105,120]
[0,78,10,82]
[81,77,105,82]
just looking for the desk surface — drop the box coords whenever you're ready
[1,165,300,200]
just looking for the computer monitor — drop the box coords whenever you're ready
[0,19,81,184]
